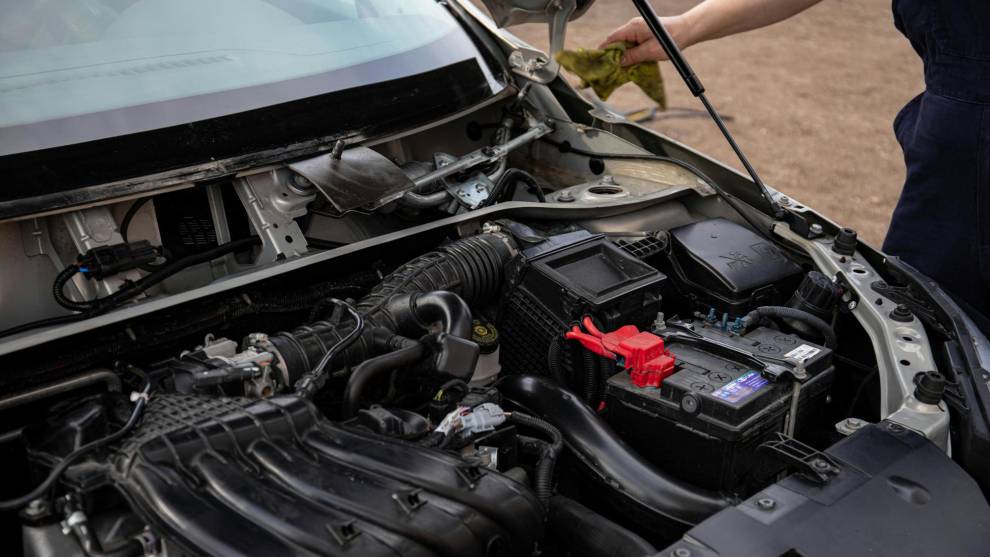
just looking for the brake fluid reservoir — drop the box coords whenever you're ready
[469,319,501,386]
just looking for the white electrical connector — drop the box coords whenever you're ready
[434,403,507,437]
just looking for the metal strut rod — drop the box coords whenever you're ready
[629,0,783,218]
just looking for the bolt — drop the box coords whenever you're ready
[330,139,345,160]
[673,548,692,557]
[812,459,830,471]
[756,497,776,511]
[557,191,575,203]
[847,300,858,311]
[809,223,824,237]
[601,175,616,185]
[779,196,790,206]
[23,499,49,518]
[847,418,863,428]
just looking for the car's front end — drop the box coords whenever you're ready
[1,1,988,555]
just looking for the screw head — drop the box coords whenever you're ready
[812,459,830,471]
[557,191,575,203]
[23,499,48,517]
[673,548,692,557]
[809,223,824,237]
[756,497,776,511]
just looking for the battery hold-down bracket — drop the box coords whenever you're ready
[566,317,675,388]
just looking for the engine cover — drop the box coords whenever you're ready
[111,395,542,556]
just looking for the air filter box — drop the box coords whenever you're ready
[498,231,667,375]
[665,218,802,315]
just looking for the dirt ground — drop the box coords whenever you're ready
[501,0,924,245]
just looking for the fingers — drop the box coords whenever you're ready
[621,41,665,65]
[598,17,646,49]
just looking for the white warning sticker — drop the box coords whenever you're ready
[785,344,821,362]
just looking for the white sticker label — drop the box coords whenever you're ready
[785,344,821,362]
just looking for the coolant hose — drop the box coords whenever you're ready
[744,305,837,349]
[509,412,563,508]
[498,375,730,527]
[342,338,426,418]
[549,496,657,557]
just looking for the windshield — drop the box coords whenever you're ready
[0,0,500,156]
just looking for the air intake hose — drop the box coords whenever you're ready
[498,375,731,529]
[267,233,514,384]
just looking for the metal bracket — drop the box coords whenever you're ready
[761,433,842,485]
[233,169,314,263]
[773,216,949,450]
[507,47,558,84]
[447,173,495,210]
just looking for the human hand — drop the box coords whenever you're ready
[599,16,690,66]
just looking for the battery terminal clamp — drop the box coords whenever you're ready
[566,317,675,388]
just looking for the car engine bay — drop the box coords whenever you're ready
[1,37,983,555]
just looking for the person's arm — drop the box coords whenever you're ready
[601,0,824,65]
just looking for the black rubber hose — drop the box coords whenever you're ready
[744,305,837,349]
[509,412,564,509]
[549,495,657,557]
[270,234,514,383]
[381,291,473,340]
[342,338,426,418]
[499,375,730,528]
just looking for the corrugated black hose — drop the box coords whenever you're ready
[509,411,563,508]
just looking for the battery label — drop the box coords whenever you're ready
[712,371,769,404]
[784,344,821,362]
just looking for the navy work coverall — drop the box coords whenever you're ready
[884,0,990,324]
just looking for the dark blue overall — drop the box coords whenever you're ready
[884,0,990,322]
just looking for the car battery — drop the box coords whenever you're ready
[604,320,834,493]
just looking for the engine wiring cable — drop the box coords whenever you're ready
[293,299,365,398]
[481,168,547,207]
[119,197,151,244]
[0,380,152,512]
[1,237,260,340]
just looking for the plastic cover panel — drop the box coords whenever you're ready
[670,218,801,294]
[112,395,541,556]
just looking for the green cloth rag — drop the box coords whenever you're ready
[555,42,666,109]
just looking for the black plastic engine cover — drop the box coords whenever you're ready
[659,422,990,556]
[111,395,542,556]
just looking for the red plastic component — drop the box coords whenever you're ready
[565,317,676,388]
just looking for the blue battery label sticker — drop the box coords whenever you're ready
[711,371,769,404]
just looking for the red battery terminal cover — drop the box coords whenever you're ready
[565,317,676,388]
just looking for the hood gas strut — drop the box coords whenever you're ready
[630,0,785,220]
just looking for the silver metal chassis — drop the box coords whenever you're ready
[773,220,950,450]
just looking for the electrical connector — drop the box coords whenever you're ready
[77,241,158,280]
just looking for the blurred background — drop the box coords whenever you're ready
[493,0,923,245]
